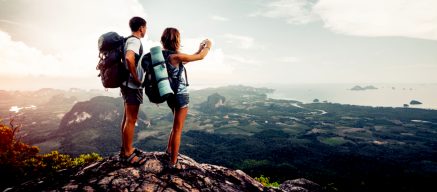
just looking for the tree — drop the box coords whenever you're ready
[0,119,102,191]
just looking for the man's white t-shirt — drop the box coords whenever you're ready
[123,37,144,89]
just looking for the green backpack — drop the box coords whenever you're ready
[141,50,188,104]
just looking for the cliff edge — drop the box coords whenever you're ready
[7,152,321,192]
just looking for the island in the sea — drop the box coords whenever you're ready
[410,100,423,105]
[350,85,378,91]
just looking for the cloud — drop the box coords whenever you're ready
[211,15,229,21]
[255,0,437,40]
[178,37,234,84]
[0,19,28,27]
[226,55,259,65]
[142,35,161,52]
[313,0,437,40]
[0,0,148,78]
[278,56,299,63]
[191,48,232,74]
[0,0,234,87]
[252,0,318,24]
[0,31,63,76]
[223,33,254,49]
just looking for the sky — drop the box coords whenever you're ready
[0,0,436,90]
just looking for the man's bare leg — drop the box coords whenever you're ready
[122,103,140,157]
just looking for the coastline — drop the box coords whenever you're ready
[265,83,437,110]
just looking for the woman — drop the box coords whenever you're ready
[160,27,212,168]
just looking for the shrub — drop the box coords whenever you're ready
[0,120,102,190]
[255,175,280,188]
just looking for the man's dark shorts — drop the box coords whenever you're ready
[167,93,189,109]
[120,85,143,105]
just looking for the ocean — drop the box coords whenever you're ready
[265,83,437,110]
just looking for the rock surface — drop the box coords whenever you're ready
[7,152,321,192]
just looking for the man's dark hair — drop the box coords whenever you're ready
[129,17,146,32]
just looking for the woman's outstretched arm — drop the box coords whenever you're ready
[169,39,212,66]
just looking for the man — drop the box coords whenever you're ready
[120,16,147,165]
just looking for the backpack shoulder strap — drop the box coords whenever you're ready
[162,50,189,88]
[180,64,189,87]
[123,35,143,87]
[139,43,143,56]
[125,35,143,49]
[124,35,143,62]
[142,53,152,73]
[162,50,174,61]
[125,35,137,40]
[173,63,189,94]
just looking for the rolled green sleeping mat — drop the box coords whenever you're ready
[150,46,174,97]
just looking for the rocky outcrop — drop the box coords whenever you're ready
[199,93,226,113]
[7,152,321,192]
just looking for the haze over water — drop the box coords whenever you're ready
[266,83,437,110]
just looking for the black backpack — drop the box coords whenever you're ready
[141,50,189,104]
[96,32,143,88]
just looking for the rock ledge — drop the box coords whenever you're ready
[8,152,321,192]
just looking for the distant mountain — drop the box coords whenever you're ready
[45,94,77,105]
[0,88,112,153]
[190,85,273,105]
[0,90,12,100]
[0,88,107,109]
[350,85,378,91]
[198,93,226,113]
[33,88,66,97]
[54,96,147,156]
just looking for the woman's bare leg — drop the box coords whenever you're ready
[166,108,175,153]
[170,107,188,164]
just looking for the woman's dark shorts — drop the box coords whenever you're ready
[167,93,189,109]
[120,85,143,105]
